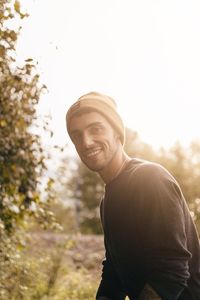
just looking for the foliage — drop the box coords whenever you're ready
[70,163,104,234]
[157,141,200,224]
[0,0,48,233]
[0,0,58,297]
[57,269,97,300]
[124,127,156,160]
[0,232,100,300]
[30,198,79,234]
[56,155,104,234]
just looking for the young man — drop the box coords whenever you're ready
[66,91,200,300]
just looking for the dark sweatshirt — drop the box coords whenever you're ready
[96,158,200,300]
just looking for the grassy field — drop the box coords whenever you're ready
[15,232,105,300]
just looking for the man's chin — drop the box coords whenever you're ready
[86,164,102,172]
[83,160,104,172]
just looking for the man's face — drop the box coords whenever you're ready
[69,111,120,172]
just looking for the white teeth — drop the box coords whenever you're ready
[86,148,101,158]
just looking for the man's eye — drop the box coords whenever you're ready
[90,126,102,134]
[71,133,82,142]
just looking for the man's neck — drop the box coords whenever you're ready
[99,150,131,184]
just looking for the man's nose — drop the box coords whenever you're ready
[82,134,94,148]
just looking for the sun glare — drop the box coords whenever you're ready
[17,0,200,150]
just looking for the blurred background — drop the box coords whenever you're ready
[0,0,200,299]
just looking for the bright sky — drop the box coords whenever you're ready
[16,0,200,150]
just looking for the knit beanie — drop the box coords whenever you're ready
[66,91,125,145]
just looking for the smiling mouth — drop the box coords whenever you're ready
[85,148,102,159]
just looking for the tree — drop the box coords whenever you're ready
[0,0,45,232]
[70,162,104,234]
[124,127,156,161]
[0,1,54,298]
[56,154,104,234]
[157,141,200,226]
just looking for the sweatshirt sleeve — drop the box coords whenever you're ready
[96,241,126,300]
[135,164,192,300]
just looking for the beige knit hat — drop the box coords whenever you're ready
[66,91,125,145]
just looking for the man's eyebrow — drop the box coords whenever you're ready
[86,121,103,128]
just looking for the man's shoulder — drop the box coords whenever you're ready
[128,158,173,184]
[128,158,167,175]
